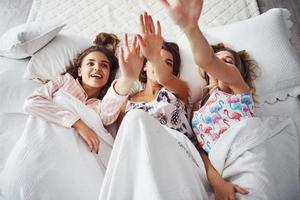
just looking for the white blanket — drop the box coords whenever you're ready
[208,118,290,200]
[99,109,294,200]
[0,91,114,200]
[0,102,298,200]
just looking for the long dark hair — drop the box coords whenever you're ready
[66,33,120,99]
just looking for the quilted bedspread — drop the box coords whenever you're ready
[27,0,259,40]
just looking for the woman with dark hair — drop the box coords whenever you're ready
[106,12,197,145]
[0,32,140,200]
[23,32,124,153]
[98,12,205,200]
[99,1,271,199]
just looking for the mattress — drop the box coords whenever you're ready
[27,0,259,40]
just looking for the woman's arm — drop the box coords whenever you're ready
[146,55,189,104]
[182,27,248,93]
[72,119,100,154]
[24,74,100,153]
[137,12,189,103]
[23,74,80,128]
[100,34,144,125]
[100,81,129,126]
[197,144,248,200]
[161,0,249,93]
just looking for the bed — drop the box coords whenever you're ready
[0,0,299,199]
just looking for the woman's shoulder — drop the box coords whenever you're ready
[160,87,178,98]
[62,73,75,81]
[128,91,145,102]
[49,73,79,92]
[50,73,74,84]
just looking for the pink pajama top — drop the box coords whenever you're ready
[24,73,127,128]
[192,87,255,153]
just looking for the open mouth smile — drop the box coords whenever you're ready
[90,73,103,79]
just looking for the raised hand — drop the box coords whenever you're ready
[137,12,163,62]
[160,0,203,30]
[119,33,144,82]
[114,33,144,96]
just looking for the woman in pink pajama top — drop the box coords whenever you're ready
[23,33,128,154]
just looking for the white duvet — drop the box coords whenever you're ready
[99,110,298,200]
[0,101,299,199]
[0,91,114,200]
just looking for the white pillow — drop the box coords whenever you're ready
[178,36,207,105]
[0,21,65,59]
[24,34,92,81]
[178,8,300,105]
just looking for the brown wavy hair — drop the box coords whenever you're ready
[139,41,181,83]
[66,32,120,99]
[203,43,259,102]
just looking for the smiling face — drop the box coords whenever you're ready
[144,49,174,84]
[78,51,110,91]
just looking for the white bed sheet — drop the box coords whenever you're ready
[0,0,33,36]
[0,113,27,172]
[263,116,300,200]
[256,97,300,196]
[0,57,41,113]
[0,107,298,199]
[256,97,300,132]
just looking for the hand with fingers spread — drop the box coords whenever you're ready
[119,33,144,81]
[160,0,203,30]
[114,33,144,96]
[137,12,163,62]
[73,119,100,154]
[213,180,249,200]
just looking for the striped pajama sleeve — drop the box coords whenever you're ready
[23,75,80,128]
